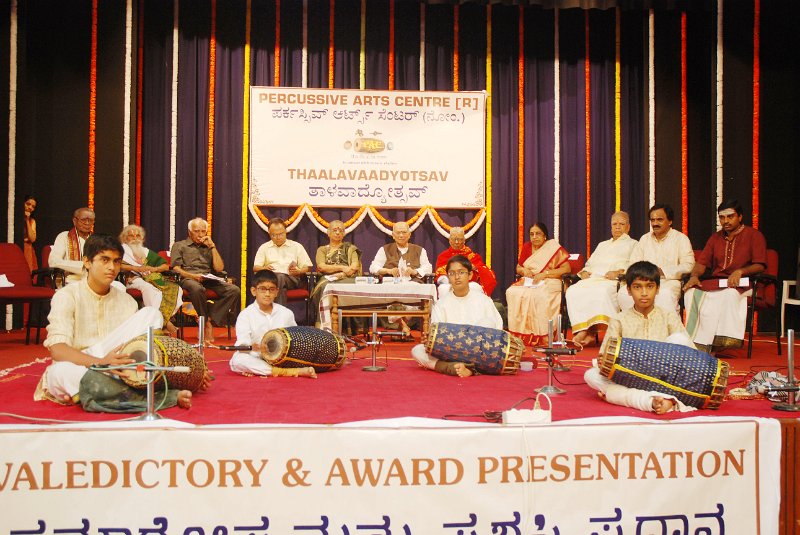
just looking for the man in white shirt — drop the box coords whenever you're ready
[619,203,694,312]
[369,221,432,282]
[411,255,503,377]
[566,211,636,347]
[49,207,95,284]
[253,217,313,305]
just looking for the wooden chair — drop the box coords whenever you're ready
[0,243,56,344]
[682,249,780,359]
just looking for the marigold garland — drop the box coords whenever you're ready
[207,0,217,227]
[517,5,525,248]
[328,0,335,88]
[680,12,688,234]
[453,4,459,92]
[752,0,760,230]
[274,0,281,86]
[359,0,366,90]
[135,0,145,223]
[388,0,395,90]
[584,10,591,258]
[240,0,253,307]
[485,4,493,266]
[614,7,621,212]
[88,0,98,210]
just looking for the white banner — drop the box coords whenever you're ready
[249,88,486,209]
[0,418,780,534]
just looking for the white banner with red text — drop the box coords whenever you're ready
[249,87,486,209]
[0,417,780,534]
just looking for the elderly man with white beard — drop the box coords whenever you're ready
[119,224,182,335]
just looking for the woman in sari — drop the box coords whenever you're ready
[505,222,571,344]
[310,220,362,326]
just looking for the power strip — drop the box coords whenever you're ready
[502,408,550,424]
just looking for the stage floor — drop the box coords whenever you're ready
[0,327,795,426]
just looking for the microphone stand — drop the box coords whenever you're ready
[135,327,163,421]
[363,312,386,372]
[771,329,800,412]
[549,315,571,372]
[535,318,575,395]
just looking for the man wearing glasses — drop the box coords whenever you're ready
[411,255,503,377]
[49,207,96,284]
[253,217,313,305]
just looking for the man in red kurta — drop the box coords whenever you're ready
[435,227,497,297]
[683,199,767,353]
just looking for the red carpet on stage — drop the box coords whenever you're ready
[0,327,794,426]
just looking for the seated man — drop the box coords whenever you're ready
[411,255,504,377]
[619,203,694,312]
[253,217,313,305]
[369,221,433,336]
[170,218,240,343]
[585,261,696,414]
[683,199,767,354]
[49,207,95,284]
[369,221,432,282]
[566,211,636,346]
[119,224,182,335]
[230,270,316,378]
[434,226,497,298]
[35,234,194,410]
[310,220,362,326]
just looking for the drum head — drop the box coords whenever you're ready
[260,330,290,365]
[118,337,164,389]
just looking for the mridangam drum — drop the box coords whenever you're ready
[599,337,729,409]
[424,322,523,375]
[119,335,207,392]
[260,326,347,373]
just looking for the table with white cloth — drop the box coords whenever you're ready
[319,282,437,336]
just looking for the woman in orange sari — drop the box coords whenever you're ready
[506,222,571,344]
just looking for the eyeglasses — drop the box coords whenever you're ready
[75,217,95,223]
[269,232,287,238]
[447,270,470,278]
[255,286,279,293]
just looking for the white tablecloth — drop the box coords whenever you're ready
[318,282,436,330]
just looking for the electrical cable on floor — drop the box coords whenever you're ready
[442,396,538,423]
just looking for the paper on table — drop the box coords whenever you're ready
[0,274,14,288]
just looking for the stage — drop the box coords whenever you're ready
[0,328,797,534]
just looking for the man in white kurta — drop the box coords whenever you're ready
[411,256,503,377]
[49,207,95,284]
[618,204,694,312]
[566,212,636,346]
[253,218,313,305]
[36,236,164,403]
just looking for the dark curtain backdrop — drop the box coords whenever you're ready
[3,0,799,331]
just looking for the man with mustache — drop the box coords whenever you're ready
[49,207,96,284]
[619,203,694,313]
[683,199,767,354]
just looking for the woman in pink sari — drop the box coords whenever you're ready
[506,222,571,344]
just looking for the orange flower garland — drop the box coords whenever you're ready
[88,0,98,209]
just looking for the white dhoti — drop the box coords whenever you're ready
[684,287,750,348]
[36,307,163,401]
[566,278,619,333]
[411,343,437,370]
[584,333,696,413]
[229,351,273,376]
[617,279,682,313]
[126,277,183,316]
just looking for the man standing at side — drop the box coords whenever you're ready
[171,218,240,343]
[253,217,313,305]
[683,199,767,354]
[434,226,497,297]
[49,207,95,284]
[619,203,694,312]
[566,211,637,347]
